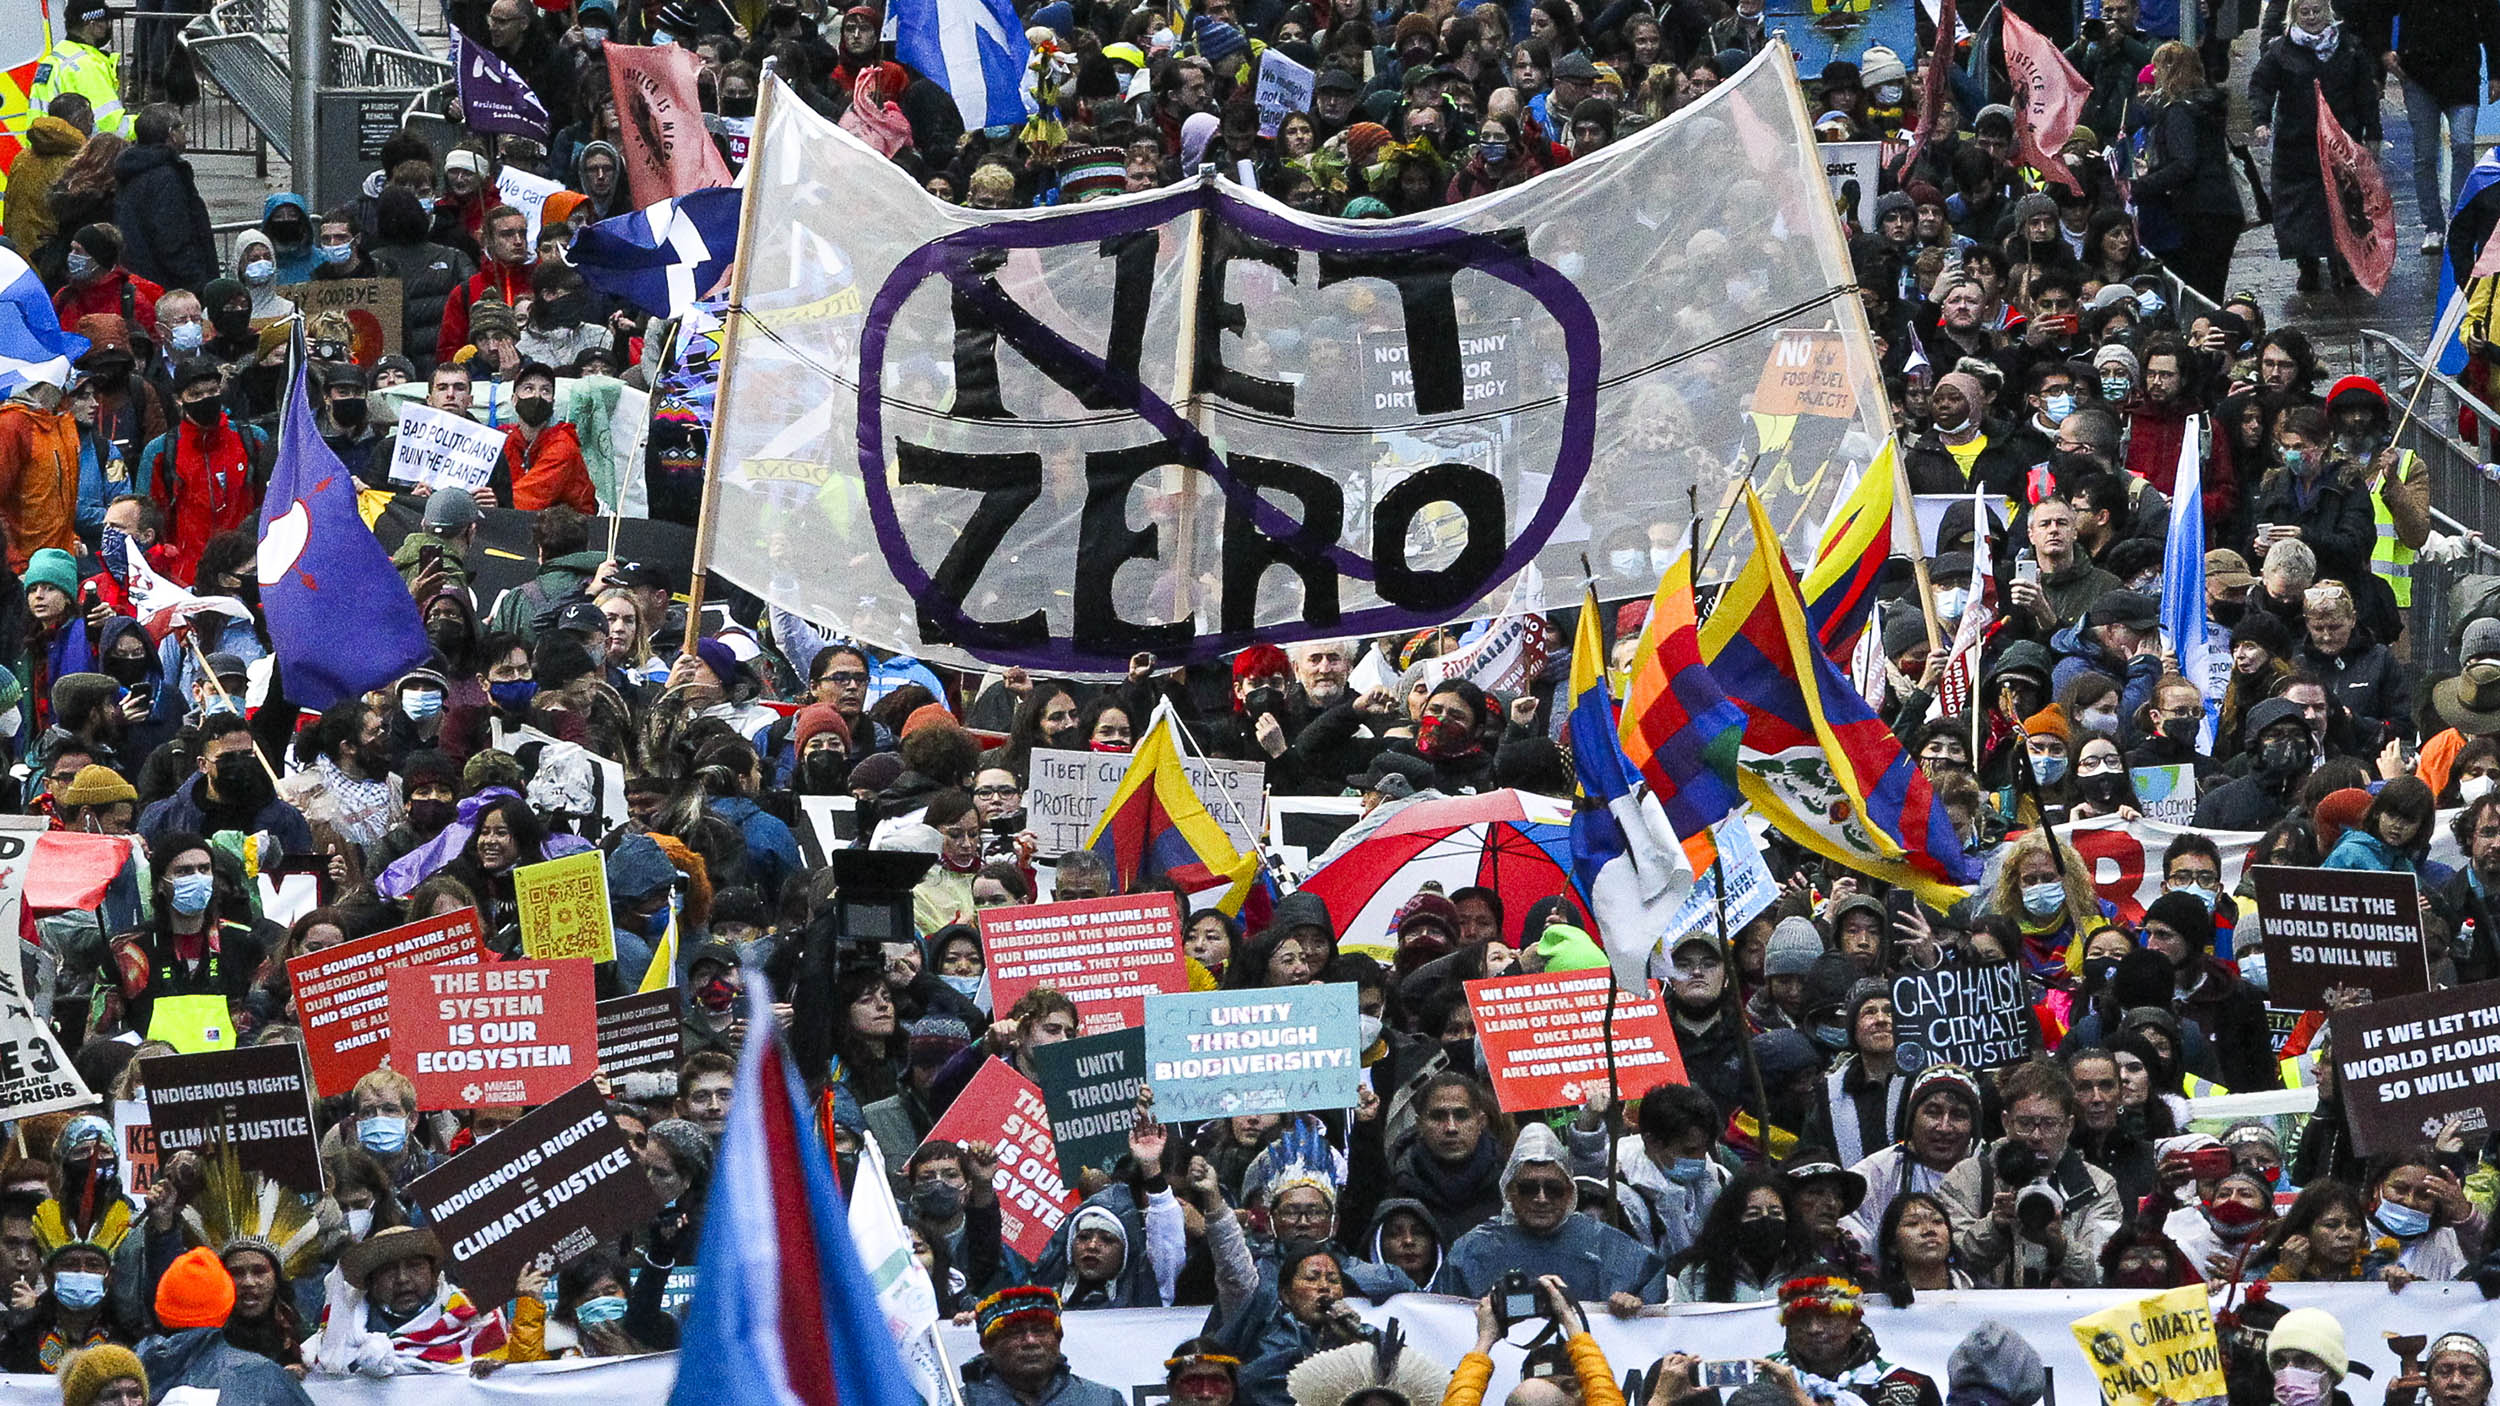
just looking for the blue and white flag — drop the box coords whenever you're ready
[889,0,1036,130]
[451,30,551,140]
[1566,586,1693,994]
[0,248,89,398]
[256,331,431,710]
[2438,149,2500,374]
[2163,416,2217,751]
[572,186,741,320]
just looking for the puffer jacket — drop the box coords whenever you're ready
[2,116,87,262]
[0,396,84,570]
[110,141,218,292]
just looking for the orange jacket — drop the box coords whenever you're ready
[0,401,85,571]
[500,419,598,513]
[1446,1334,1625,1406]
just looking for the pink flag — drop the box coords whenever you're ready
[1998,8,2087,192]
[2315,80,2396,295]
[837,70,914,158]
[603,42,734,205]
[1906,0,1958,165]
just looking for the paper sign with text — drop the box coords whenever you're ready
[275,277,402,367]
[1029,1028,1148,1181]
[0,837,92,1121]
[1891,962,2037,1072]
[1142,983,1361,1121]
[1661,818,1776,955]
[1026,747,1263,857]
[2069,1285,2226,1406]
[1753,329,1856,418]
[141,1042,325,1193]
[517,851,617,963]
[290,907,486,1096]
[113,1100,156,1201]
[406,1080,661,1307]
[1252,50,1315,137]
[2254,865,2429,1010]
[918,1058,1073,1262]
[2330,980,2500,1156]
[390,959,600,1108]
[389,402,506,492]
[595,991,682,1078]
[1465,970,1687,1112]
[2129,764,2196,825]
[981,893,1188,1037]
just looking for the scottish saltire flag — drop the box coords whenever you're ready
[890,0,1035,128]
[1699,486,1976,907]
[450,30,550,139]
[573,187,742,320]
[1619,548,1744,866]
[2164,417,2219,751]
[2438,150,2500,373]
[1801,441,1914,656]
[0,248,87,398]
[1567,588,1693,993]
[255,332,429,710]
[1086,710,1276,925]
[671,976,932,1406]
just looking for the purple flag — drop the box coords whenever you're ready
[452,31,551,140]
[254,333,431,710]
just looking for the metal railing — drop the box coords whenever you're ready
[110,10,268,160]
[179,0,450,163]
[2342,326,2500,678]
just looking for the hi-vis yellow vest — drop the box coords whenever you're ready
[2373,449,2421,609]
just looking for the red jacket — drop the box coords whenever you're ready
[435,259,532,365]
[499,420,597,513]
[53,269,166,342]
[2126,399,2238,525]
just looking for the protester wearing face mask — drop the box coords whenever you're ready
[109,833,269,1051]
[136,359,269,583]
[2194,698,2317,829]
[226,229,296,323]
[343,1069,440,1190]
[679,941,748,1057]
[596,832,676,994]
[0,1229,136,1372]
[2264,1308,2353,1406]
[486,362,597,513]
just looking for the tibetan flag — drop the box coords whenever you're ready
[1568,587,1694,992]
[669,973,933,1406]
[1699,486,1976,907]
[2316,80,2395,297]
[1086,712,1275,925]
[1800,439,1915,657]
[256,332,430,710]
[1619,549,1745,866]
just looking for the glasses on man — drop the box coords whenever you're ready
[819,670,869,686]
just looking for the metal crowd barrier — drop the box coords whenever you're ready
[2342,327,2500,678]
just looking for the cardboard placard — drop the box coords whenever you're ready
[516,851,618,963]
[1890,962,2037,1073]
[1028,1028,1148,1181]
[274,277,403,368]
[1464,969,1688,1113]
[289,907,487,1096]
[2069,1285,2226,1406]
[390,959,600,1108]
[595,991,682,1079]
[389,401,506,492]
[2253,865,2430,1010]
[405,1080,662,1307]
[113,1099,157,1201]
[1142,983,1361,1121]
[495,164,564,247]
[1753,328,1856,418]
[917,1058,1073,1263]
[1026,747,1263,857]
[141,1042,325,1193]
[1819,140,1883,231]
[980,893,1189,1038]
[2330,981,2500,1156]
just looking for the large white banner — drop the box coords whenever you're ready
[709,43,1889,675]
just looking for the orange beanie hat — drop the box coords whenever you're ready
[154,1247,237,1329]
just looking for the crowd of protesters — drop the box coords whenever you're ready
[2,0,2500,1399]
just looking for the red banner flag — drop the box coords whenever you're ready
[1907,0,1958,165]
[603,42,734,205]
[1998,8,2087,192]
[2315,80,2396,296]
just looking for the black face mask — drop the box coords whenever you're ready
[1439,1037,1478,1071]
[514,394,554,427]
[182,396,222,427]
[797,751,850,795]
[104,656,149,686]
[2158,716,2198,746]
[407,798,456,835]
[428,619,470,651]
[2078,773,2127,806]
[2082,955,2121,990]
[213,751,273,812]
[1244,685,1289,724]
[329,397,367,429]
[1734,1215,1789,1259]
[212,306,252,339]
[2258,738,2310,778]
[722,94,758,117]
[90,364,130,391]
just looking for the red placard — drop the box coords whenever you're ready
[1464,969,1688,1113]
[917,1058,1074,1263]
[289,908,486,1096]
[388,959,599,1109]
[980,893,1189,1037]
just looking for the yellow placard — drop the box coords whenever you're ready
[2070,1285,2227,1406]
[516,851,617,964]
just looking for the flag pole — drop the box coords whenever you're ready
[1896,443,1945,655]
[679,64,777,646]
[1719,848,1772,1143]
[1165,179,1212,624]
[185,630,285,790]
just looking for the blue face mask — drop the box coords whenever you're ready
[170,320,205,353]
[2281,447,2310,475]
[201,692,242,717]
[489,678,539,711]
[1663,1156,1711,1185]
[2021,880,2067,917]
[401,690,443,721]
[316,241,355,265]
[1480,141,1509,164]
[2374,1197,2432,1239]
[576,1295,630,1326]
[2176,883,2219,910]
[358,1115,409,1157]
[51,1271,105,1310]
[2043,391,2078,424]
[169,872,214,915]
[2032,753,2067,785]
[64,251,98,282]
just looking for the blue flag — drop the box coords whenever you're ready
[0,248,88,399]
[2163,416,2215,751]
[572,187,741,319]
[889,0,1035,129]
[256,335,430,709]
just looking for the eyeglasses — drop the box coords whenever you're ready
[818,671,869,686]
[2006,1115,2070,1135]
[973,784,1022,799]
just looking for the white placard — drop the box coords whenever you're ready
[494,164,563,248]
[389,401,507,492]
[1253,50,1315,138]
[1025,746,1264,857]
[1820,140,1883,231]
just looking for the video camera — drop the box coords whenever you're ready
[787,848,937,1078]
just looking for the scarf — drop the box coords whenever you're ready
[1399,1133,1498,1218]
[2288,21,2338,59]
[315,1268,507,1372]
[34,615,93,730]
[314,754,397,847]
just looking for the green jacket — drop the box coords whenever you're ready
[485,549,607,634]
